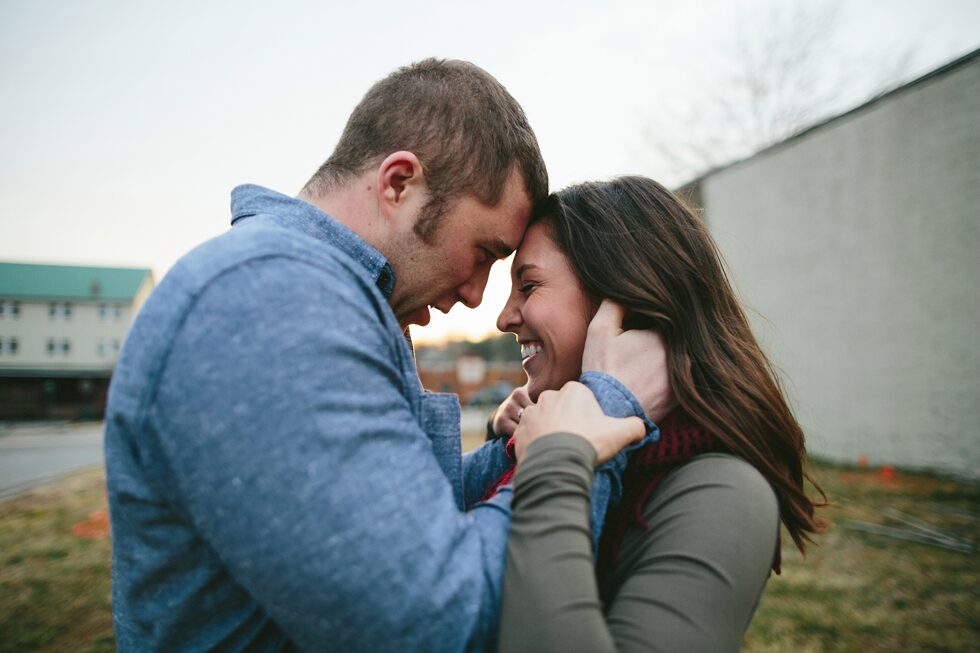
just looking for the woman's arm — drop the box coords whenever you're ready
[500,437,779,653]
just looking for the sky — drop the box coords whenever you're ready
[2,0,978,344]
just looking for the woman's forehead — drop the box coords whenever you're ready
[512,223,568,275]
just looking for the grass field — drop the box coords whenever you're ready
[1,457,976,652]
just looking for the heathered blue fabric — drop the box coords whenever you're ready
[104,185,655,652]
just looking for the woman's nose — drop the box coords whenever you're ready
[496,292,521,333]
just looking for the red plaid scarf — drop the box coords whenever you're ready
[599,408,781,574]
[480,438,517,502]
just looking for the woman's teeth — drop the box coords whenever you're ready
[521,343,543,360]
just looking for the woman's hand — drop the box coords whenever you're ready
[582,299,674,423]
[491,385,532,439]
[514,381,646,465]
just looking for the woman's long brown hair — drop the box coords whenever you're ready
[544,176,825,553]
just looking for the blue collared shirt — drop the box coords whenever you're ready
[105,184,656,652]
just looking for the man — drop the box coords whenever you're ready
[105,59,665,651]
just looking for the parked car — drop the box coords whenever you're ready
[465,382,515,407]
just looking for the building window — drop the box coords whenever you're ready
[0,300,18,318]
[99,337,121,358]
[45,337,70,355]
[48,302,73,320]
[99,303,123,322]
[7,338,17,355]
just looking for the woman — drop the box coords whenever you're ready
[490,176,825,652]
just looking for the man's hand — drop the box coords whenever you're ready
[582,299,673,423]
[514,382,646,465]
[491,386,532,439]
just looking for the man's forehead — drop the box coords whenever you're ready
[485,202,530,255]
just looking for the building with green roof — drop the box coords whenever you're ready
[0,262,155,419]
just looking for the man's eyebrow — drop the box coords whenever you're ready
[489,237,515,259]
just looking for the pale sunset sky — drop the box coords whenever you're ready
[2,0,977,343]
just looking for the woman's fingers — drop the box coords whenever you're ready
[514,382,646,464]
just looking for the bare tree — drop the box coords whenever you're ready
[641,1,917,186]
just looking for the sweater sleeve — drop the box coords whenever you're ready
[499,436,779,653]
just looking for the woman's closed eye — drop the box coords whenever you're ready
[519,281,537,294]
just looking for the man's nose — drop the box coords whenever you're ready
[456,265,493,309]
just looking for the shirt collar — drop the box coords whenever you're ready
[229,184,395,298]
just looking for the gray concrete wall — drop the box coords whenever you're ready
[701,57,980,478]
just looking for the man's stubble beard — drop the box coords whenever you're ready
[388,211,449,328]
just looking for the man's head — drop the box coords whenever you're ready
[301,59,548,328]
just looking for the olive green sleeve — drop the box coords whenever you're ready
[499,435,779,653]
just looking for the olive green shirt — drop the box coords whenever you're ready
[500,433,779,653]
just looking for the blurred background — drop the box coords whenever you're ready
[0,1,977,651]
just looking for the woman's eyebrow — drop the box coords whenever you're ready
[514,263,541,278]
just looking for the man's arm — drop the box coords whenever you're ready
[462,437,511,508]
[151,257,507,652]
[462,386,531,508]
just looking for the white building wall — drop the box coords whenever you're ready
[0,297,137,372]
[702,58,980,478]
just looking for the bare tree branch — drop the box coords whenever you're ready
[638,0,919,186]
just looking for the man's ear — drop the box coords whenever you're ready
[376,151,425,218]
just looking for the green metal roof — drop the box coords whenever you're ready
[0,262,153,301]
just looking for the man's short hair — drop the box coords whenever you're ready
[302,59,548,240]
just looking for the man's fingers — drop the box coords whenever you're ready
[587,299,626,337]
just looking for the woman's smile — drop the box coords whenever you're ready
[520,341,544,368]
[497,223,593,401]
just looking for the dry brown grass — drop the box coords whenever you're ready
[0,468,113,653]
[1,454,976,652]
[744,462,979,652]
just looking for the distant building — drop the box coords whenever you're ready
[0,262,154,420]
[681,49,979,477]
[414,337,526,404]
[417,355,526,405]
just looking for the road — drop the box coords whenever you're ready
[0,422,104,499]
[0,411,494,499]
